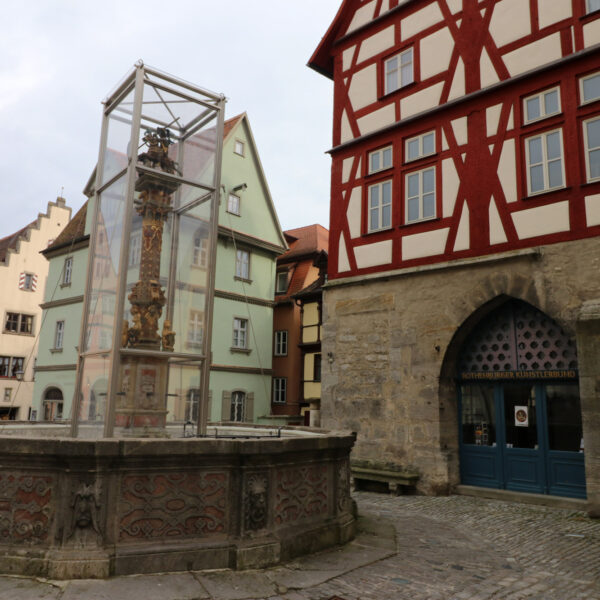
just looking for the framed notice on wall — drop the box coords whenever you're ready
[515,406,529,427]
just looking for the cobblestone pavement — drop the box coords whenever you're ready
[0,492,598,600]
[292,492,600,600]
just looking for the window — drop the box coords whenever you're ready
[405,131,435,162]
[0,357,23,379]
[235,249,250,280]
[584,117,600,182]
[233,318,248,349]
[231,391,245,421]
[368,180,392,232]
[54,321,65,350]
[3,388,11,402]
[185,388,200,422]
[587,0,600,14]
[525,129,565,195]
[4,313,33,334]
[192,235,208,267]
[273,378,287,404]
[276,271,288,294]
[274,330,288,356]
[313,353,322,383]
[384,48,413,95]
[405,167,436,223]
[19,272,36,291]
[227,193,240,215]
[234,140,245,156]
[523,87,560,124]
[368,146,393,174]
[188,310,203,346]
[581,72,600,104]
[128,234,141,267]
[63,257,73,285]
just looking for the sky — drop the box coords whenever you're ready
[0,0,341,240]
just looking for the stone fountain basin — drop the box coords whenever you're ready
[0,425,356,579]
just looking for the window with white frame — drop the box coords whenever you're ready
[274,330,288,356]
[128,233,141,267]
[405,167,436,223]
[54,321,64,350]
[384,48,413,94]
[188,310,203,346]
[368,146,393,174]
[584,117,600,182]
[235,249,250,279]
[276,271,288,294]
[0,357,23,378]
[227,193,240,215]
[230,391,245,421]
[581,72,600,104]
[232,318,248,349]
[587,0,600,14]
[273,378,286,404]
[192,235,208,267]
[523,87,560,124]
[368,180,392,232]
[234,140,245,156]
[525,129,565,195]
[4,313,33,334]
[63,257,73,285]
[405,131,436,162]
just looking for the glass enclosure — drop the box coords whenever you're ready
[72,63,225,438]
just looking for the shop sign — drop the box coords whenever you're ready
[514,406,529,427]
[460,370,577,381]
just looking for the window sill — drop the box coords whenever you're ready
[186,342,203,350]
[522,186,571,201]
[365,225,393,237]
[3,331,34,337]
[234,276,252,284]
[274,353,288,358]
[60,282,72,289]
[404,152,438,165]
[365,166,394,178]
[230,347,252,355]
[226,210,241,217]
[50,348,63,354]
[400,215,440,228]
[190,263,207,270]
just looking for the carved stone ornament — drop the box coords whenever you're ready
[244,472,268,532]
[337,459,352,514]
[66,482,102,547]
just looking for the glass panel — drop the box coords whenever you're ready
[588,0,600,13]
[526,96,540,121]
[528,136,543,164]
[423,193,435,218]
[583,73,600,102]
[165,363,203,427]
[504,384,537,449]
[546,384,583,452]
[370,207,379,230]
[370,185,379,208]
[546,131,561,160]
[423,132,435,155]
[461,384,496,445]
[407,173,419,197]
[76,354,110,438]
[548,159,563,188]
[407,138,419,160]
[401,63,413,86]
[386,72,397,94]
[589,148,600,179]
[407,197,419,222]
[382,147,393,169]
[587,119,600,148]
[544,90,559,115]
[382,181,392,204]
[530,165,544,193]
[422,168,435,193]
[382,204,391,228]
[370,153,380,172]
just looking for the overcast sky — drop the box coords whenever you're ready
[0,1,340,240]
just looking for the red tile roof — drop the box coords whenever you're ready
[0,221,35,263]
[44,201,88,253]
[279,224,329,263]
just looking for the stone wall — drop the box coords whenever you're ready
[321,237,600,512]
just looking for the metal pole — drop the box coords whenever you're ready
[197,97,226,436]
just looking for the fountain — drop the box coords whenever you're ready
[0,63,355,579]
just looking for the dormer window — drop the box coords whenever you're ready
[384,48,413,95]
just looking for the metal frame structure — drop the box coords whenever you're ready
[71,62,225,438]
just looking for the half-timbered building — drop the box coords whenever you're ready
[310,0,600,513]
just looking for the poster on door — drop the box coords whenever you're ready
[515,405,529,427]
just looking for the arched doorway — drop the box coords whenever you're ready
[457,300,586,498]
[43,387,64,421]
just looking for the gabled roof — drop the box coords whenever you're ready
[0,222,35,263]
[278,224,328,263]
[43,201,88,255]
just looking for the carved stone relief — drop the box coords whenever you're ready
[243,472,268,532]
[66,481,102,547]
[275,465,328,526]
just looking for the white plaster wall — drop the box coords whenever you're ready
[442,157,460,217]
[355,240,393,268]
[400,82,445,119]
[489,197,508,244]
[357,26,395,64]
[503,33,563,77]
[341,109,353,144]
[584,19,600,49]
[357,103,396,135]
[401,2,443,40]
[448,57,466,102]
[507,106,514,130]
[537,0,571,29]
[486,103,503,137]
[585,194,600,227]
[338,233,351,272]
[380,0,390,13]
[489,0,531,47]
[349,64,379,112]
[512,201,570,239]
[420,27,455,80]
[342,157,354,184]
[498,139,517,203]
[451,116,468,146]
[402,228,450,260]
[347,0,377,34]
[347,187,363,239]
[441,130,449,151]
[480,47,500,89]
[343,46,356,72]
[447,0,463,14]
[454,203,470,251]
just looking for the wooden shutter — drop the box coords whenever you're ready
[245,392,254,423]
[221,391,231,421]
